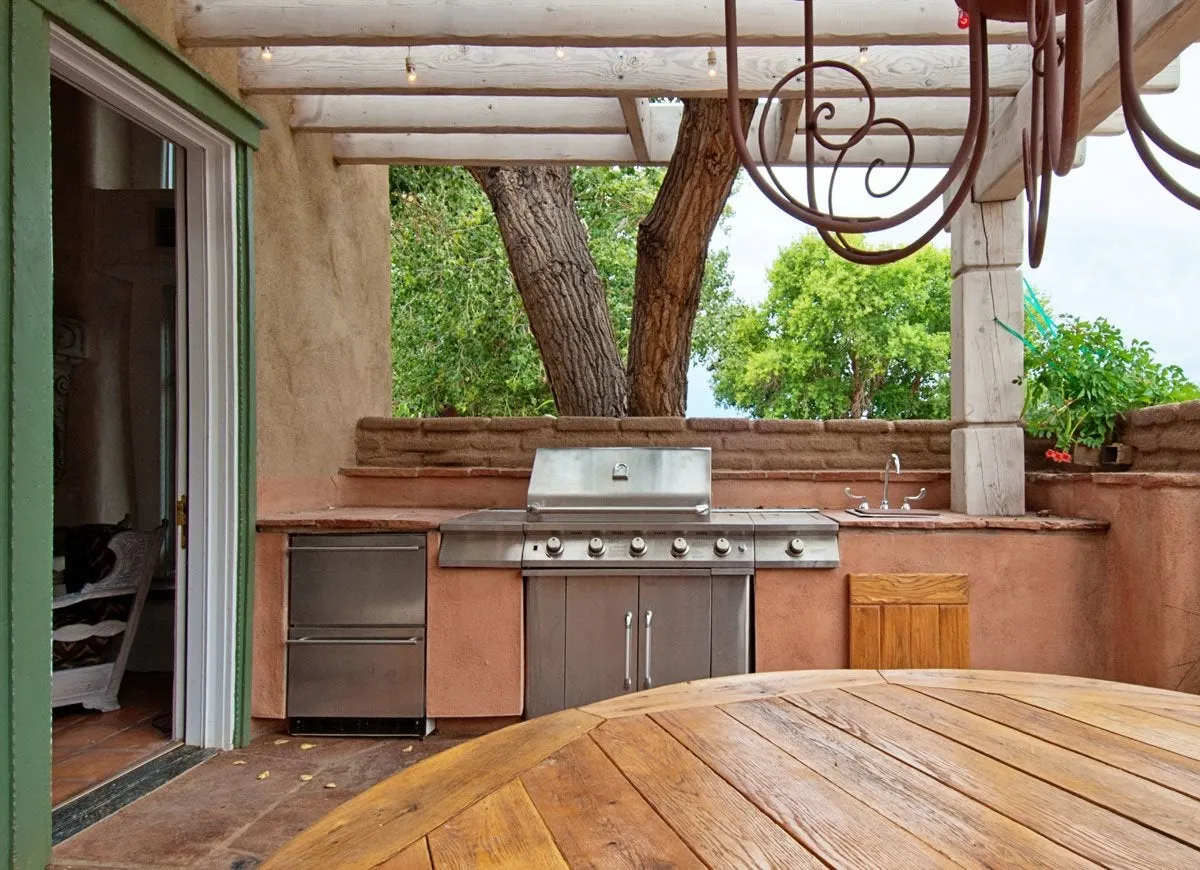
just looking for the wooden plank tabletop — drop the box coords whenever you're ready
[264,670,1200,869]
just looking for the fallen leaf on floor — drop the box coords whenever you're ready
[324,782,337,789]
[232,760,247,765]
[300,743,316,750]
[402,745,413,753]
[257,771,270,780]
[300,774,314,782]
[273,738,290,745]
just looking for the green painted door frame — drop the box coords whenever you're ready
[1,1,259,865]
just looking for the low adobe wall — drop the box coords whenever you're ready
[356,416,953,471]
[1027,472,1200,695]
[1117,400,1200,472]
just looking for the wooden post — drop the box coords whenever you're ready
[948,193,1026,516]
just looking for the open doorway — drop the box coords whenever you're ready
[49,75,186,807]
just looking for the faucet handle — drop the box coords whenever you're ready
[901,488,928,510]
[844,487,869,511]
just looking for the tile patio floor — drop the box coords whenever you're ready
[53,673,175,806]
[50,730,466,869]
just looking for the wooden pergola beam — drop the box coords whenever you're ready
[241,44,1034,98]
[183,0,1030,49]
[290,89,1158,138]
[331,129,1088,168]
[976,0,1200,201]
[772,97,1130,139]
[291,95,629,133]
[619,98,652,163]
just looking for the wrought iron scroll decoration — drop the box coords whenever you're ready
[724,0,994,266]
[1023,0,1085,268]
[725,0,1200,268]
[1116,0,1200,211]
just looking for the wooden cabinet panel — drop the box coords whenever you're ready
[850,575,970,669]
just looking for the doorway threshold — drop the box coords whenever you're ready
[52,744,216,845]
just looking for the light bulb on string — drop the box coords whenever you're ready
[707,47,718,78]
[857,45,869,67]
[405,50,417,83]
[259,46,273,62]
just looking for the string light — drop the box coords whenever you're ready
[405,49,417,83]
[555,46,567,59]
[857,45,870,67]
[707,47,718,78]
[259,46,273,62]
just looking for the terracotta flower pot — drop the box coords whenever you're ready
[956,0,1068,22]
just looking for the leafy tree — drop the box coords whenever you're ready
[1022,316,1200,451]
[390,165,734,417]
[696,234,952,419]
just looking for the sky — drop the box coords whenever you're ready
[687,46,1200,417]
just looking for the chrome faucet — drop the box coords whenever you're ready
[881,453,901,511]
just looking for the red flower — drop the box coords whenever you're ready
[1045,448,1071,464]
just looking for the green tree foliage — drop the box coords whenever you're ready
[389,165,733,416]
[695,235,952,419]
[1022,316,1200,450]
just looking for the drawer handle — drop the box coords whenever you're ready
[286,637,421,646]
[288,546,423,553]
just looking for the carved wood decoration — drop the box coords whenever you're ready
[53,318,87,486]
[849,573,970,669]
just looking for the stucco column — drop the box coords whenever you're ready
[948,196,1026,516]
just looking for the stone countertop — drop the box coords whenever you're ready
[257,507,1109,534]
[826,510,1109,532]
[256,507,472,533]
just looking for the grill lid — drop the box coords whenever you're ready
[525,447,711,517]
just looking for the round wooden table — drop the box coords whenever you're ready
[266,670,1200,869]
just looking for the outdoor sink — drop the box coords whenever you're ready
[847,508,940,518]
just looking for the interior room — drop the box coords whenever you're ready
[50,75,182,808]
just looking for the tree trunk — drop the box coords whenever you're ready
[626,98,756,416]
[469,165,627,416]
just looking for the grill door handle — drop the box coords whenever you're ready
[623,611,633,690]
[643,610,653,690]
[286,637,421,646]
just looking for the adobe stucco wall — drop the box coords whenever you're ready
[357,416,954,471]
[1028,474,1200,694]
[755,529,1112,679]
[249,96,391,480]
[1118,400,1200,472]
[113,0,393,486]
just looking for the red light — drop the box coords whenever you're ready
[958,9,970,29]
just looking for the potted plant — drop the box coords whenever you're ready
[1015,309,1198,467]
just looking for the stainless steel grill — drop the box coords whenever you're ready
[439,447,840,570]
[439,446,840,718]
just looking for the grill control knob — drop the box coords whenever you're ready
[786,537,806,557]
[671,537,690,558]
[545,536,564,557]
[587,537,606,557]
[713,537,731,557]
[629,536,648,557]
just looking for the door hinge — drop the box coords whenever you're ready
[176,494,188,550]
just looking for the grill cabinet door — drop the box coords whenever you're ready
[563,575,640,709]
[637,573,712,692]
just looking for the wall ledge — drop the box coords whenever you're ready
[828,510,1109,532]
[1028,471,1200,489]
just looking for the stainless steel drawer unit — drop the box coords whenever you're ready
[286,533,432,737]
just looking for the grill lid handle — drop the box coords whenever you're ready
[526,503,710,515]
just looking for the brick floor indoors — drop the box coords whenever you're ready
[53,672,175,807]
[50,729,467,869]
